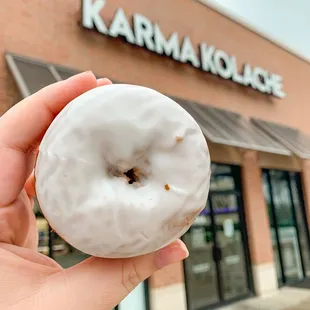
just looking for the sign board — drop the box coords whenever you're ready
[81,0,286,99]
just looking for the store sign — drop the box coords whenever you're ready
[81,0,286,99]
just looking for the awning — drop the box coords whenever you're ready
[251,118,310,159]
[5,53,82,97]
[4,52,292,156]
[171,97,291,156]
[54,65,80,80]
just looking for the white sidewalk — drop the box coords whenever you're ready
[219,287,310,310]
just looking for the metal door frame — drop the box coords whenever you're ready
[183,163,254,310]
[262,169,310,286]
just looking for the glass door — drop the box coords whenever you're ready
[183,205,220,309]
[262,169,310,285]
[290,173,310,277]
[211,193,249,300]
[183,163,253,310]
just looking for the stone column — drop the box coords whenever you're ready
[241,150,278,296]
[149,262,187,310]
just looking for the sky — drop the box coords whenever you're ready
[200,0,310,63]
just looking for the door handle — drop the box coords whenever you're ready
[212,245,222,263]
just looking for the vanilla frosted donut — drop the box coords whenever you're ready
[35,84,211,258]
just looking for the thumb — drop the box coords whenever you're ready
[42,239,188,310]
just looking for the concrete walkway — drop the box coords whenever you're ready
[289,298,310,310]
[218,287,310,310]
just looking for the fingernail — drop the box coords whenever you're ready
[67,70,93,80]
[97,77,113,84]
[155,241,189,269]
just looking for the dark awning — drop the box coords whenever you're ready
[5,53,60,96]
[54,65,80,80]
[251,118,310,159]
[5,53,83,96]
[171,97,291,156]
[5,52,292,156]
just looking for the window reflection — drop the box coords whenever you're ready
[183,225,220,308]
[289,173,310,277]
[36,217,49,256]
[270,171,303,281]
[262,173,283,283]
[212,194,238,213]
[35,199,89,268]
[211,163,232,175]
[270,171,295,227]
[210,163,235,191]
[262,170,309,284]
[184,163,250,309]
[210,176,235,191]
[214,213,247,299]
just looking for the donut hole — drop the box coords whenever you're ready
[108,164,147,186]
[124,168,139,184]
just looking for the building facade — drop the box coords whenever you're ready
[2,1,310,309]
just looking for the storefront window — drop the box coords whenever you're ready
[214,212,248,300]
[184,203,220,308]
[36,216,50,256]
[210,163,234,191]
[34,199,89,267]
[183,163,252,310]
[51,232,89,268]
[262,169,310,285]
[289,173,310,277]
[271,171,303,281]
[262,173,283,282]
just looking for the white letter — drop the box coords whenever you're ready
[180,36,200,68]
[213,50,233,79]
[268,74,286,98]
[231,57,243,84]
[82,0,108,34]
[133,13,155,51]
[252,67,268,93]
[200,43,217,74]
[154,24,180,60]
[109,8,135,44]
[242,64,254,88]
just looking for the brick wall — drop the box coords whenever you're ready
[1,0,310,133]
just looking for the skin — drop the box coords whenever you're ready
[0,71,189,310]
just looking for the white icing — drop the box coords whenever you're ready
[35,84,211,258]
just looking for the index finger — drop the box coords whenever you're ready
[0,71,111,205]
[0,71,98,152]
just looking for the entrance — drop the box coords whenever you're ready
[183,163,253,310]
[262,170,310,285]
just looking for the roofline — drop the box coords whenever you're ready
[197,0,310,65]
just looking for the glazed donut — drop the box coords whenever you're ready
[35,84,211,258]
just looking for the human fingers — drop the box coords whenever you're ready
[41,239,189,310]
[25,172,35,198]
[97,77,112,87]
[0,72,111,206]
[22,77,113,200]
[0,189,38,249]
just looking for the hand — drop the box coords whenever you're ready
[0,71,189,310]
